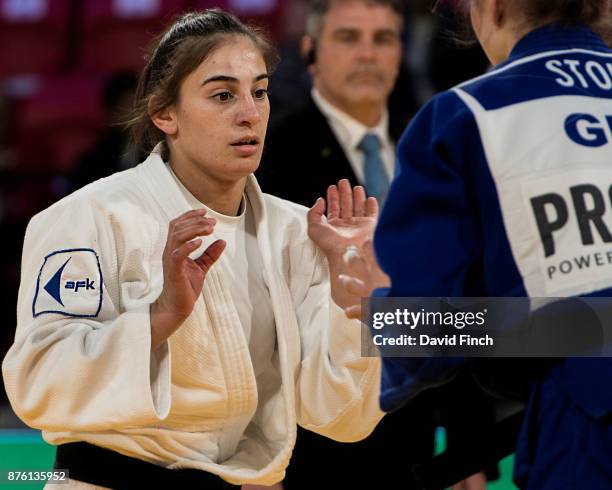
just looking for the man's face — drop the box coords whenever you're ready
[311,0,402,114]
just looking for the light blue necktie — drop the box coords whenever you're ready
[358,132,390,204]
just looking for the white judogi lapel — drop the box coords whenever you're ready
[136,150,298,478]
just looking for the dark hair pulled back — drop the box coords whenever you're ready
[126,9,278,161]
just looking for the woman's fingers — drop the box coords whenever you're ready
[195,239,226,271]
[327,185,340,220]
[166,209,214,250]
[344,304,362,320]
[339,274,369,297]
[172,215,215,234]
[338,179,353,219]
[173,216,216,233]
[170,209,208,227]
[365,196,379,218]
[327,180,372,219]
[170,238,202,264]
[353,186,366,217]
[172,222,215,244]
[307,197,326,227]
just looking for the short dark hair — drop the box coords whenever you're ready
[126,9,279,161]
[306,0,404,38]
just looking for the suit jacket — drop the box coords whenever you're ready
[257,95,409,207]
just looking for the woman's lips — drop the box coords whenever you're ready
[230,142,259,157]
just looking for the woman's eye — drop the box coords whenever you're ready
[254,88,269,100]
[214,91,233,102]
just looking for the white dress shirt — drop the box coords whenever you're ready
[311,88,395,183]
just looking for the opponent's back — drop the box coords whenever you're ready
[455,25,612,298]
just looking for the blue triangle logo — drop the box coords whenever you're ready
[44,257,71,306]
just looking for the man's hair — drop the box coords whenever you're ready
[306,0,404,38]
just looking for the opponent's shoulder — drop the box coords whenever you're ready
[400,88,477,148]
[455,47,612,111]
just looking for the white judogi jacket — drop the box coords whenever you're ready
[2,151,383,485]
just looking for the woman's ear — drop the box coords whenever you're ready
[301,35,318,76]
[493,0,506,27]
[149,98,178,136]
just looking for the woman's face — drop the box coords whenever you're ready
[163,36,270,184]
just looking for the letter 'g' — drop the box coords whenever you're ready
[372,312,385,330]
[565,113,609,147]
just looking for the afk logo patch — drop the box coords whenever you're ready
[32,248,103,317]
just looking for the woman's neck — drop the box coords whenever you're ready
[169,160,246,217]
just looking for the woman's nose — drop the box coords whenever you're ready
[236,95,261,126]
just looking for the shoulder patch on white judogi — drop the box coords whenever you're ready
[32,248,103,318]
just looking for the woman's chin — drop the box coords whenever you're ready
[220,156,261,181]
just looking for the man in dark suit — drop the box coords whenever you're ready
[258,0,412,208]
[258,90,411,207]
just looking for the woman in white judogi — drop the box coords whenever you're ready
[2,9,383,489]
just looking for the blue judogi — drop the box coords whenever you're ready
[374,24,612,489]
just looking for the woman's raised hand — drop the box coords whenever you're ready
[307,179,381,310]
[150,209,226,350]
[307,179,378,256]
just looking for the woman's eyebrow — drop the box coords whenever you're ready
[201,73,269,86]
